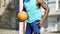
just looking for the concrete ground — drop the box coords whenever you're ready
[0,29,19,34]
[41,32,60,34]
[0,29,60,34]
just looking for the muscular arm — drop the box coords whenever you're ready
[37,0,50,22]
[37,0,50,27]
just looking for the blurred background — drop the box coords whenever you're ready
[0,0,19,34]
[0,0,60,34]
[41,0,60,34]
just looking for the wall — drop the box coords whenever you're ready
[0,0,18,29]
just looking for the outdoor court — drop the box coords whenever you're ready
[0,29,60,34]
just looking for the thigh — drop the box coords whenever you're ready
[32,20,40,34]
[25,23,33,34]
[33,24,40,34]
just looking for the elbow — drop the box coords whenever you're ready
[48,7,50,12]
[46,7,50,13]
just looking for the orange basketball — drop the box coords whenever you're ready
[18,11,28,22]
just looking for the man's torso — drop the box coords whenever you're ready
[24,0,42,23]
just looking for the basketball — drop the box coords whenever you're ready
[18,11,28,22]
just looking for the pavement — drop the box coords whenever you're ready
[41,32,60,34]
[0,29,19,34]
[0,29,60,34]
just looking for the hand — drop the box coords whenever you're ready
[38,20,44,27]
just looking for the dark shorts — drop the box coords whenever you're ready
[25,20,41,34]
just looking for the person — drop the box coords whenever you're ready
[23,0,50,34]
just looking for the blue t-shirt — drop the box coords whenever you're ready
[24,0,42,23]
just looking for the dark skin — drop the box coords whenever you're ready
[23,0,50,30]
[22,0,50,34]
[37,0,50,27]
[36,0,50,34]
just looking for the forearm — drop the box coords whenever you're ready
[42,9,50,22]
